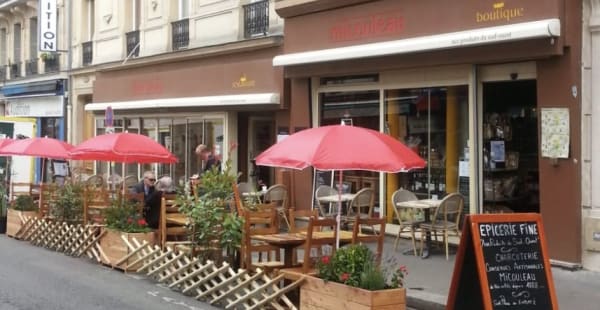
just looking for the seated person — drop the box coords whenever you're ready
[145,176,177,229]
[132,171,156,225]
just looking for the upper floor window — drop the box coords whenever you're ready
[29,17,37,60]
[243,0,269,38]
[13,23,21,62]
[0,28,6,66]
[87,0,95,40]
[179,0,190,19]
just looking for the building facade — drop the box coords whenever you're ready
[274,0,583,267]
[583,0,600,272]
[0,0,69,184]
[70,0,285,186]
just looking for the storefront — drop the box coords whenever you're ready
[85,47,285,187]
[0,79,67,183]
[275,0,581,265]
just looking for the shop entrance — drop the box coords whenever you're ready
[481,80,539,213]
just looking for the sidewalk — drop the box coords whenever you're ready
[384,236,600,310]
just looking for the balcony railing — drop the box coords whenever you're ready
[126,30,140,58]
[82,41,93,66]
[25,59,38,76]
[244,0,269,38]
[171,19,189,51]
[44,54,60,73]
[10,62,20,79]
[0,66,6,80]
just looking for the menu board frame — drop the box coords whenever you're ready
[447,213,558,310]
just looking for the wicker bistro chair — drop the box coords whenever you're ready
[344,187,375,230]
[391,188,422,255]
[418,193,465,260]
[314,185,338,218]
[264,184,290,230]
[85,174,106,188]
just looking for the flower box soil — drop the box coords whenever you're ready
[99,228,156,272]
[300,275,406,310]
[6,209,38,238]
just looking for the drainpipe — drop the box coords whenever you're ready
[66,0,73,144]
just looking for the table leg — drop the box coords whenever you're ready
[283,246,295,267]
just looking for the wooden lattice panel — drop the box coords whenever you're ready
[13,218,304,310]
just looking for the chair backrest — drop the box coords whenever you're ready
[314,185,337,217]
[232,181,245,216]
[159,193,182,249]
[124,191,145,215]
[289,208,319,233]
[83,187,111,225]
[242,208,279,269]
[302,217,338,273]
[352,216,386,265]
[123,175,139,188]
[39,183,59,219]
[86,175,105,188]
[237,182,255,195]
[264,184,288,209]
[431,193,464,227]
[391,188,419,224]
[349,187,375,217]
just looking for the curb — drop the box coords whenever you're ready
[407,289,446,310]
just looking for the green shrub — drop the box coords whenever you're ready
[12,195,37,212]
[103,196,150,233]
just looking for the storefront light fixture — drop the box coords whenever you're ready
[273,18,560,66]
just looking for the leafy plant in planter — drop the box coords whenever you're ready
[13,195,37,212]
[103,196,151,233]
[51,182,84,224]
[179,143,244,266]
[316,244,408,290]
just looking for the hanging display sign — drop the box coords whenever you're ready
[39,0,58,52]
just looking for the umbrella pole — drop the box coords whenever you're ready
[311,168,316,211]
[39,159,45,211]
[336,170,342,249]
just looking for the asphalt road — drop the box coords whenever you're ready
[0,235,219,310]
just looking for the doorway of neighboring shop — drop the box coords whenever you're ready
[481,80,540,213]
[248,117,274,188]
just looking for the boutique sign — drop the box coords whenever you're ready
[476,2,525,23]
[39,0,57,52]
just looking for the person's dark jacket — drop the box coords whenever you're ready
[144,190,177,229]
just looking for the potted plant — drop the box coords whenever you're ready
[6,194,39,237]
[99,196,155,271]
[300,244,408,309]
[50,182,84,224]
[39,52,57,62]
[180,143,244,267]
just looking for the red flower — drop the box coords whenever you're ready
[127,218,133,224]
[340,273,350,282]
[399,265,408,274]
[321,256,330,264]
[137,218,147,226]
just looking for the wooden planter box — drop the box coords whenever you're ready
[300,275,406,310]
[6,209,38,238]
[99,228,156,272]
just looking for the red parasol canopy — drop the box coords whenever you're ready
[0,137,73,159]
[255,125,425,172]
[69,132,177,164]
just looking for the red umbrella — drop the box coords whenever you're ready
[69,132,177,164]
[0,137,73,159]
[255,125,425,172]
[255,125,426,248]
[0,138,14,150]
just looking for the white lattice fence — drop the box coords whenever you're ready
[11,218,304,310]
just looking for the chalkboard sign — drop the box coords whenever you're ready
[447,213,557,310]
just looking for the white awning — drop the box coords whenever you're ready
[273,18,560,66]
[85,93,280,111]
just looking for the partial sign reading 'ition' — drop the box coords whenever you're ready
[40,0,57,52]
[447,213,557,310]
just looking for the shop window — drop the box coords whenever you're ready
[385,86,469,217]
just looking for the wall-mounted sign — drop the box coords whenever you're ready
[476,2,525,23]
[39,0,57,52]
[329,11,404,42]
[540,108,569,159]
[6,96,63,117]
[232,74,256,88]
